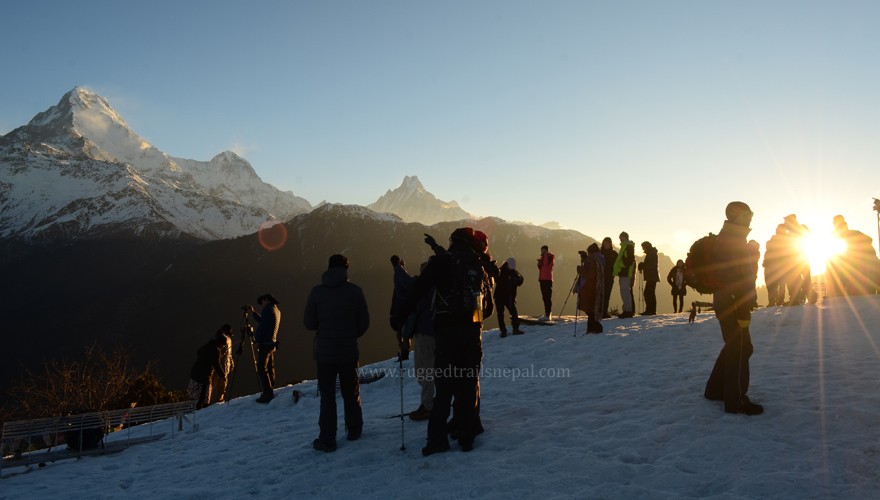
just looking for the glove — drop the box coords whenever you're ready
[424,233,437,249]
[390,255,400,266]
[737,319,750,329]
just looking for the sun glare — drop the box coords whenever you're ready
[800,232,847,275]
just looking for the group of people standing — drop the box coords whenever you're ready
[185,202,878,455]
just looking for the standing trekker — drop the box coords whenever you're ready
[614,232,636,318]
[210,324,234,403]
[390,255,413,361]
[495,257,525,337]
[392,257,436,421]
[763,225,788,306]
[576,243,605,333]
[600,237,618,319]
[704,201,764,416]
[187,324,234,409]
[399,227,491,456]
[537,245,555,321]
[304,254,370,452]
[782,214,811,305]
[639,241,660,315]
[667,260,687,313]
[248,294,281,404]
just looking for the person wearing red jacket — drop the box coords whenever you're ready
[537,245,555,321]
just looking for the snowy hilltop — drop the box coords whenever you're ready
[368,175,474,226]
[3,295,879,498]
[0,87,311,242]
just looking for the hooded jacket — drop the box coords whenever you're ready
[642,246,660,282]
[304,267,370,363]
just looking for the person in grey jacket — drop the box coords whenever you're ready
[249,294,280,404]
[304,254,370,452]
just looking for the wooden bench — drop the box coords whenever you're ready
[1,400,197,477]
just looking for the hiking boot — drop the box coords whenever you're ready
[460,440,474,452]
[255,394,274,404]
[602,313,611,319]
[512,329,525,335]
[499,330,508,338]
[725,401,764,416]
[408,405,432,421]
[313,438,337,452]
[421,441,450,457]
[617,311,634,319]
[537,315,549,322]
[347,429,362,441]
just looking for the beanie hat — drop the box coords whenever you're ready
[505,257,516,270]
[328,254,349,269]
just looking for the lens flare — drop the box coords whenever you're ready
[258,220,288,252]
[800,232,846,275]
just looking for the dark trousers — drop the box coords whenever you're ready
[539,280,553,316]
[427,323,482,447]
[257,344,276,398]
[317,360,362,443]
[705,295,754,410]
[643,280,657,314]
[603,276,614,316]
[672,293,685,313]
[495,294,520,333]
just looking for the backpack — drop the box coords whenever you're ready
[433,249,493,323]
[684,233,721,294]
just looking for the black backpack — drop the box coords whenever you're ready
[684,233,721,294]
[433,249,493,323]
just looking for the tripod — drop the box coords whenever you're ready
[225,307,259,401]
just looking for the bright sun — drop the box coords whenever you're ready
[800,232,847,275]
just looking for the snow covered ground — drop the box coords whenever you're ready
[3,295,879,499]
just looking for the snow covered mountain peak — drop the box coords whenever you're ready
[0,88,312,242]
[367,176,472,225]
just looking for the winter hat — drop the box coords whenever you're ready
[473,231,489,253]
[449,227,476,247]
[328,254,349,269]
[257,293,279,305]
[505,257,517,270]
[587,243,600,254]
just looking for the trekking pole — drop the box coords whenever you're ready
[573,303,579,338]
[398,355,406,452]
[557,275,578,319]
[225,307,252,401]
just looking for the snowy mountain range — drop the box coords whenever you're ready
[0,87,311,242]
[368,175,474,225]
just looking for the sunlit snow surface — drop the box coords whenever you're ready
[3,295,879,499]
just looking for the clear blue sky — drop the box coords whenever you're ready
[2,0,879,261]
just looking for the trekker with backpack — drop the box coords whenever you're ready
[495,257,524,337]
[614,232,636,318]
[248,294,281,404]
[398,227,492,455]
[703,201,764,416]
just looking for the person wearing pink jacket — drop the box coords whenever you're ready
[537,245,555,320]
